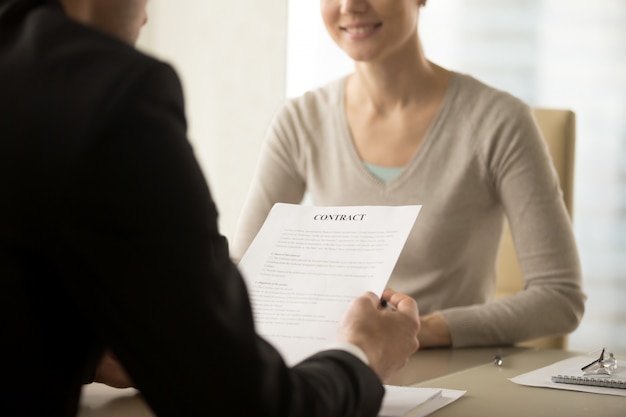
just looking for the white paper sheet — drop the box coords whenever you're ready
[379,386,466,417]
[238,203,421,365]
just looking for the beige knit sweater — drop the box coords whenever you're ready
[233,72,585,347]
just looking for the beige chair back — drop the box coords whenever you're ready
[494,108,576,349]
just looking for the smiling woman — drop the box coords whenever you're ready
[233,0,587,350]
[283,0,626,354]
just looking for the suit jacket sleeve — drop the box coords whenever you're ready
[57,60,384,417]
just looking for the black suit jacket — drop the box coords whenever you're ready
[0,1,384,416]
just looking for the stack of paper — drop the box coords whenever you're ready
[380,386,466,417]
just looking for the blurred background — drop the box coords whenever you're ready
[137,0,625,354]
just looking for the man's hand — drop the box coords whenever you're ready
[337,288,420,381]
[93,350,134,388]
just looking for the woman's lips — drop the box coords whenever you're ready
[340,22,382,38]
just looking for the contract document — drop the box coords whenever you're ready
[238,203,421,365]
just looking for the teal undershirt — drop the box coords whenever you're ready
[363,162,405,182]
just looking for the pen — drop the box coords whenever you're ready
[380,299,396,311]
[581,347,605,371]
[494,348,503,366]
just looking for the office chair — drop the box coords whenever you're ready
[494,108,576,349]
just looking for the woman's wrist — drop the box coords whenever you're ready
[418,313,452,348]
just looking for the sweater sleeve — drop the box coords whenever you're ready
[440,102,586,347]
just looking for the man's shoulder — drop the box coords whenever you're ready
[0,3,180,142]
[1,3,164,80]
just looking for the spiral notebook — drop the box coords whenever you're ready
[551,349,625,390]
[551,365,626,389]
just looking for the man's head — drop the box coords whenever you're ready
[59,0,148,45]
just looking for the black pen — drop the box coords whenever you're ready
[380,299,396,311]
[581,347,605,371]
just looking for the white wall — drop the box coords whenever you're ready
[136,0,288,241]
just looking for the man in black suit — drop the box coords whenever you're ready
[0,1,420,416]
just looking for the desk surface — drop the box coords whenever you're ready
[384,346,529,385]
[407,348,625,417]
[79,347,625,417]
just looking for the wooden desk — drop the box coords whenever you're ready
[80,348,625,417]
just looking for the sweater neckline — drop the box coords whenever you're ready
[335,72,459,188]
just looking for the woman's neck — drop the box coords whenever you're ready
[352,67,447,114]
[349,41,448,115]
